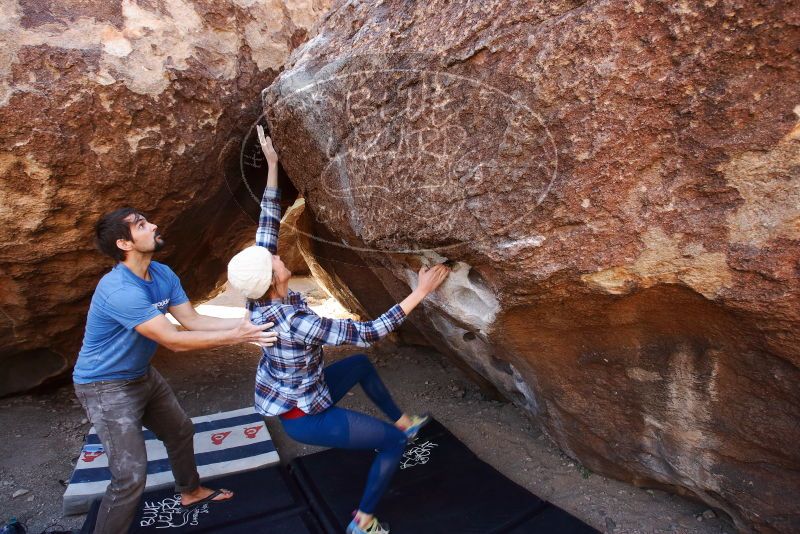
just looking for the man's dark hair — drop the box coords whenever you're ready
[95,207,140,261]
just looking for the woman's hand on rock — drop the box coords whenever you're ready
[417,264,450,295]
[256,125,279,165]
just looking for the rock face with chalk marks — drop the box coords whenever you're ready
[263,1,800,532]
[0,0,331,395]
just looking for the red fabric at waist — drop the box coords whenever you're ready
[279,406,307,420]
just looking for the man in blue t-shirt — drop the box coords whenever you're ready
[74,207,277,534]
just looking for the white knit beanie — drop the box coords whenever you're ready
[227,246,273,299]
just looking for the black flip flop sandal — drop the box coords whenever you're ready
[180,488,232,511]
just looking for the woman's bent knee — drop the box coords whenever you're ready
[381,427,407,453]
[348,353,370,367]
[348,354,376,376]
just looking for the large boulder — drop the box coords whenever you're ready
[277,197,310,275]
[263,1,800,532]
[0,0,331,395]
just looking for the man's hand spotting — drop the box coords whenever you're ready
[231,310,277,348]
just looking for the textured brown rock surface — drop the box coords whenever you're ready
[263,1,800,532]
[0,0,330,395]
[277,198,310,275]
[283,198,443,351]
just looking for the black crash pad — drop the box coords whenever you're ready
[80,466,322,533]
[290,418,600,534]
[505,503,602,533]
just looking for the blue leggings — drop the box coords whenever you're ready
[280,354,407,513]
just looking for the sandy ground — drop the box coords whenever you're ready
[0,277,735,534]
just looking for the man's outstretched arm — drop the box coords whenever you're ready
[135,310,276,352]
[168,301,242,331]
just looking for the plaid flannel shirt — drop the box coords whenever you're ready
[248,187,406,417]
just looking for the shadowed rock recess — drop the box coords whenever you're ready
[263,1,800,532]
[0,0,331,395]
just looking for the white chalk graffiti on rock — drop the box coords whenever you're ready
[260,53,560,254]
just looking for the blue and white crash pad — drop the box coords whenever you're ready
[63,407,278,515]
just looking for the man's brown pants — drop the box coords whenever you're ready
[74,367,199,534]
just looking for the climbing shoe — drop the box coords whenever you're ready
[403,413,431,442]
[345,516,389,534]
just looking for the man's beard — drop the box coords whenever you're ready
[153,233,165,252]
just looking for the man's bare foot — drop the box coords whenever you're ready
[180,486,234,507]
